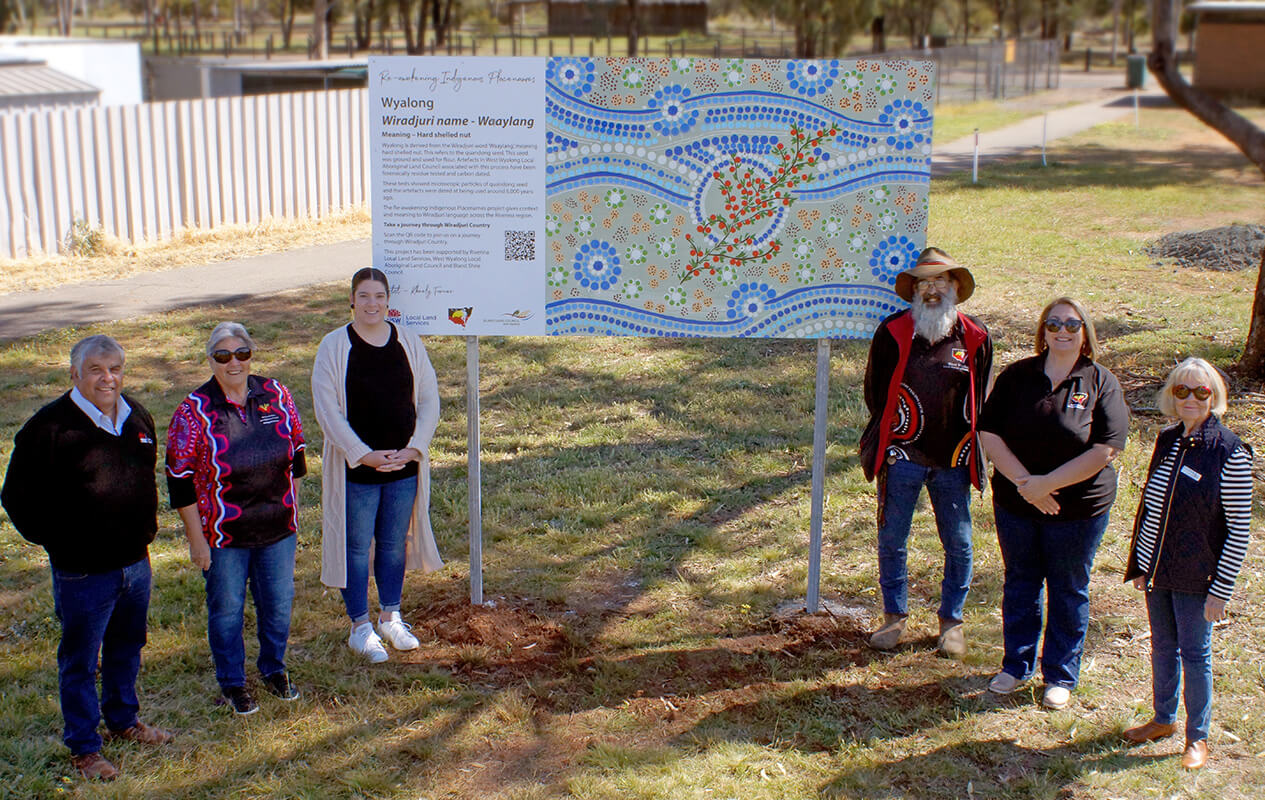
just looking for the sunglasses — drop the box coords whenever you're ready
[210,347,253,364]
[1172,384,1212,401]
[1044,316,1085,333]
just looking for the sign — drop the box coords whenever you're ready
[371,56,935,338]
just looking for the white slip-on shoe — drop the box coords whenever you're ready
[377,611,420,651]
[988,671,1027,694]
[1042,685,1072,710]
[349,623,389,663]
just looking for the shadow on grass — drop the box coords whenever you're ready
[819,733,1171,799]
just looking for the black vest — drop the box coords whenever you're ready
[1125,415,1248,594]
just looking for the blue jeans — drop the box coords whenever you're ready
[1147,588,1213,742]
[51,557,151,755]
[994,503,1109,688]
[877,460,973,622]
[341,476,417,623]
[203,534,296,688]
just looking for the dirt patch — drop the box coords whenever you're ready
[399,589,871,703]
[1145,223,1265,271]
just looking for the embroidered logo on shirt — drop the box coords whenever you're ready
[1067,391,1089,410]
[137,433,154,445]
[257,402,281,425]
[943,348,970,372]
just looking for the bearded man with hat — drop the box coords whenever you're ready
[857,247,993,656]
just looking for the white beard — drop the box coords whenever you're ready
[912,287,959,343]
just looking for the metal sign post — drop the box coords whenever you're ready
[466,335,483,606]
[806,337,831,613]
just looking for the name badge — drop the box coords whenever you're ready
[1180,465,1202,482]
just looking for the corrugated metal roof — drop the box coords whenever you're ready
[1188,2,1265,12]
[0,62,100,100]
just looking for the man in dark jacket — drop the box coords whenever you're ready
[858,248,992,656]
[2,335,172,781]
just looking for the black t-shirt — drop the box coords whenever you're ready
[979,353,1130,520]
[345,323,418,485]
[891,330,975,468]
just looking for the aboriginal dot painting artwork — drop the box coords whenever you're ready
[544,57,935,339]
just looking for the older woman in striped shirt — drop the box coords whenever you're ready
[1122,357,1253,771]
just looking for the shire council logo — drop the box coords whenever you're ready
[448,307,474,327]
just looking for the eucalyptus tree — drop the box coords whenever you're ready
[1149,0,1265,374]
[743,0,874,57]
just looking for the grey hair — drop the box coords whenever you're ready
[70,334,125,374]
[205,322,255,357]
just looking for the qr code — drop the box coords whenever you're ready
[504,230,535,262]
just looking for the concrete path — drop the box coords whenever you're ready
[933,82,1169,174]
[0,74,1169,341]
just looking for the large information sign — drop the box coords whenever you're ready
[371,57,547,333]
[370,56,934,338]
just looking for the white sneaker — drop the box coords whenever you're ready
[377,611,419,651]
[348,623,389,663]
[1042,685,1072,710]
[988,671,1027,694]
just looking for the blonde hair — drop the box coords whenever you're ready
[1157,357,1229,417]
[1034,296,1100,361]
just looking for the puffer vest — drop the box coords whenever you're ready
[1125,415,1246,594]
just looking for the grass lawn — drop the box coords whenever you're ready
[1,106,1264,799]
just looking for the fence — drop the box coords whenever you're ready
[885,40,1061,104]
[0,87,369,259]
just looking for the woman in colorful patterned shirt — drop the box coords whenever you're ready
[166,322,306,715]
[1122,358,1253,770]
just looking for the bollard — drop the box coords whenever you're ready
[1085,47,1092,72]
[1041,114,1048,167]
[972,128,980,184]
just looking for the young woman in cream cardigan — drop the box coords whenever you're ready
[312,268,443,662]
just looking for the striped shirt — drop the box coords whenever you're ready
[1133,438,1253,600]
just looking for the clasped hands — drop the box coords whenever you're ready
[361,448,421,472]
[1015,473,1061,516]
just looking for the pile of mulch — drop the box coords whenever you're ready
[1146,223,1265,271]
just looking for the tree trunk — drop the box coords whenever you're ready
[1151,0,1265,376]
[281,0,294,48]
[1246,249,1265,377]
[419,0,435,53]
[312,0,329,58]
[626,0,638,57]
[57,0,73,35]
[436,0,454,46]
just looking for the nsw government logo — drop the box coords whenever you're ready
[387,308,401,319]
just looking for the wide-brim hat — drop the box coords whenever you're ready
[894,247,975,303]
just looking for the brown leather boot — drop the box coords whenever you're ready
[1181,739,1208,770]
[937,617,966,658]
[869,613,907,650]
[71,752,118,781]
[1122,719,1177,744]
[105,720,174,746]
